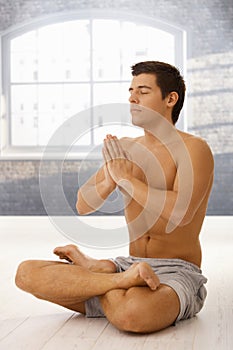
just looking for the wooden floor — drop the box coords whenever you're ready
[0,216,233,350]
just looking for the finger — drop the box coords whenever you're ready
[114,137,129,159]
[105,138,118,159]
[106,135,125,159]
[102,145,111,163]
[103,138,112,157]
[124,150,132,161]
[109,137,121,158]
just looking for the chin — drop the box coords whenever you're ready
[131,112,143,127]
[131,117,144,128]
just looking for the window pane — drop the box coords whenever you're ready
[11,30,37,52]
[63,84,91,147]
[120,22,175,79]
[92,20,121,81]
[93,82,142,144]
[93,82,129,106]
[63,84,90,118]
[37,21,91,82]
[11,30,38,83]
[37,84,91,145]
[11,83,91,146]
[37,84,63,145]
[37,23,64,82]
[63,20,90,82]
[11,85,38,146]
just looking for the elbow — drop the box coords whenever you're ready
[76,201,85,215]
[76,191,82,214]
[177,214,194,227]
[76,200,92,215]
[76,199,88,215]
[166,208,195,232]
[76,191,93,215]
[178,205,197,227]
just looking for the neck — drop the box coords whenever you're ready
[143,114,177,145]
[144,130,160,144]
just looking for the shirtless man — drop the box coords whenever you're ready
[15,61,214,334]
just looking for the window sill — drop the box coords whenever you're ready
[0,149,103,161]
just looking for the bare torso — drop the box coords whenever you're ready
[121,132,213,267]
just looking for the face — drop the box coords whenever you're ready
[128,73,171,127]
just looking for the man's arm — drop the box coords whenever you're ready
[104,135,214,232]
[76,163,116,215]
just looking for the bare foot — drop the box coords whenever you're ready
[53,244,96,267]
[53,245,74,263]
[53,244,116,273]
[121,262,160,291]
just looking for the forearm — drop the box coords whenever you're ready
[118,177,178,225]
[77,179,116,215]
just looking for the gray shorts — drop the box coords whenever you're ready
[85,256,207,323]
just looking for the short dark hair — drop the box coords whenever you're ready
[131,61,186,124]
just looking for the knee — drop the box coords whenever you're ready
[15,260,36,292]
[102,289,147,333]
[111,301,145,333]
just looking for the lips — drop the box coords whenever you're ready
[130,108,142,113]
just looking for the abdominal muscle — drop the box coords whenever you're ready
[129,231,202,267]
[125,200,205,268]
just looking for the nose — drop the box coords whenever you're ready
[128,92,139,104]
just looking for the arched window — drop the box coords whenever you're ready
[0,10,186,157]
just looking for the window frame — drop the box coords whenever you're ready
[0,9,186,160]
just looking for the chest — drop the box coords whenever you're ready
[131,145,177,190]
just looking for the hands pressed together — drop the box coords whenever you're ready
[102,134,133,186]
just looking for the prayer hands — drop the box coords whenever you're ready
[102,134,133,185]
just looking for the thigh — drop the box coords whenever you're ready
[16,260,89,303]
[16,260,88,314]
[100,284,180,333]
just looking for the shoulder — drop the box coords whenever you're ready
[119,136,142,142]
[178,130,212,150]
[119,136,142,146]
[177,130,214,170]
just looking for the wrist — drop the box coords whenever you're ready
[103,177,116,192]
[117,178,134,196]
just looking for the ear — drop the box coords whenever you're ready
[167,91,179,107]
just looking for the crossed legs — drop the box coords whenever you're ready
[15,244,180,333]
